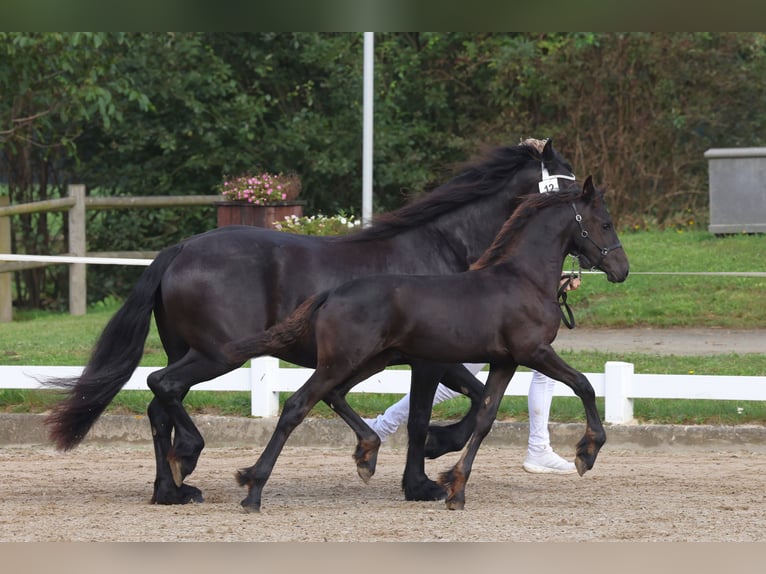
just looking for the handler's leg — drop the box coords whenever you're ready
[522,370,576,474]
[365,363,485,442]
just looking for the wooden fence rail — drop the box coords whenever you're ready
[1,359,764,423]
[0,185,220,321]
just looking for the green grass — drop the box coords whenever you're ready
[1,229,764,424]
[566,229,766,327]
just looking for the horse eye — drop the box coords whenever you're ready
[602,222,612,231]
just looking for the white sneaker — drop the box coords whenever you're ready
[522,449,576,474]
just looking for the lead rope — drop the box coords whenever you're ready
[558,255,581,329]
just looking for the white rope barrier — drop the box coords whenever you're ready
[579,270,766,277]
[0,254,764,275]
[628,271,766,277]
[0,254,153,266]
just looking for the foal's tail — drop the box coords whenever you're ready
[224,291,330,364]
[44,245,184,451]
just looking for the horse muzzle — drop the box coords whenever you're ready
[577,243,629,283]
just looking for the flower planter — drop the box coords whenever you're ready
[216,201,306,229]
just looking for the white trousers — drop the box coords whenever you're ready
[369,363,557,453]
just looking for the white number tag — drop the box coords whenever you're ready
[538,178,560,193]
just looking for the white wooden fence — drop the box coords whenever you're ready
[2,359,765,424]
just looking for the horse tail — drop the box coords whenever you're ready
[44,244,184,451]
[225,291,330,364]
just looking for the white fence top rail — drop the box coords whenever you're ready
[2,359,764,424]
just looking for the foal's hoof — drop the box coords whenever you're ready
[575,457,589,477]
[445,497,465,511]
[357,465,374,483]
[355,456,378,483]
[353,442,379,483]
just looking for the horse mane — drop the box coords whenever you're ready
[337,139,572,243]
[469,185,584,270]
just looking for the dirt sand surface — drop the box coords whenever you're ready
[1,442,764,542]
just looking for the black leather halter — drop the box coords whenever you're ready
[571,202,623,270]
[557,203,623,330]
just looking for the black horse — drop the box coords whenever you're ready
[226,177,629,512]
[45,139,578,505]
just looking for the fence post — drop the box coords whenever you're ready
[604,361,634,424]
[0,196,11,322]
[68,184,86,316]
[250,356,280,417]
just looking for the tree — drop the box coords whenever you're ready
[0,32,148,307]
[5,32,766,309]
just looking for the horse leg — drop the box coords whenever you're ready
[318,352,398,482]
[237,367,351,512]
[424,363,485,459]
[147,396,204,504]
[524,345,606,476]
[439,363,517,510]
[321,388,382,483]
[401,360,448,501]
[147,350,238,504]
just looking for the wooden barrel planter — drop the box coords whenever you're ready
[216,201,306,229]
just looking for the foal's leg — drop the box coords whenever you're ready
[317,351,400,482]
[524,345,605,476]
[439,363,517,510]
[237,356,392,512]
[423,363,485,459]
[321,388,382,483]
[237,368,351,512]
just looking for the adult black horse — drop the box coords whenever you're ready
[226,177,629,512]
[45,139,577,505]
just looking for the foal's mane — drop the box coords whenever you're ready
[470,186,584,270]
[337,140,571,242]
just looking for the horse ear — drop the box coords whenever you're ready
[542,138,555,161]
[582,175,596,200]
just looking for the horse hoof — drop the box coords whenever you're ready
[403,479,447,501]
[152,483,204,505]
[445,499,465,511]
[574,457,588,476]
[424,426,466,459]
[185,485,205,504]
[353,445,378,483]
[423,439,452,460]
[357,465,374,483]
[240,499,262,513]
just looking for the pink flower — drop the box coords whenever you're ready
[222,171,298,204]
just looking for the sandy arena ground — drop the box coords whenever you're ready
[1,442,764,542]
